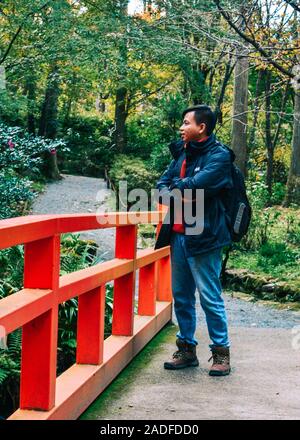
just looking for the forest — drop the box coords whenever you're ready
[0,0,300,418]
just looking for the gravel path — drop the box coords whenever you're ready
[30,174,300,330]
[195,291,300,330]
[30,174,116,261]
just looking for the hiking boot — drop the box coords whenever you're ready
[208,346,231,376]
[164,338,199,370]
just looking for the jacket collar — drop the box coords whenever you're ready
[185,133,216,157]
[168,133,218,160]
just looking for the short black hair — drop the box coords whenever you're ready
[182,104,217,136]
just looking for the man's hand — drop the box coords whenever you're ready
[169,176,188,193]
[169,177,195,202]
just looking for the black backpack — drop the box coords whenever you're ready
[219,144,252,243]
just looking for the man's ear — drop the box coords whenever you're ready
[198,123,206,135]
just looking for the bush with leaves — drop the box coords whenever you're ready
[60,116,114,177]
[241,179,281,250]
[257,242,300,269]
[0,123,67,219]
[109,154,160,210]
[286,212,300,245]
[0,329,22,418]
[0,123,67,175]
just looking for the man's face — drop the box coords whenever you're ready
[179,111,206,143]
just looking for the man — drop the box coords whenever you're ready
[155,104,234,375]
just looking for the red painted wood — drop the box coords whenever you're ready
[76,285,105,365]
[112,225,137,336]
[24,235,60,290]
[0,289,52,334]
[20,235,60,411]
[138,262,156,316]
[157,255,172,302]
[0,212,172,419]
[20,307,58,410]
[115,225,137,259]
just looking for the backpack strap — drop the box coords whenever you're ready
[220,244,233,282]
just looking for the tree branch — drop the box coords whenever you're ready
[283,0,300,13]
[127,77,175,111]
[213,0,294,79]
[0,1,51,65]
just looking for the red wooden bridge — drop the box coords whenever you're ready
[0,207,172,420]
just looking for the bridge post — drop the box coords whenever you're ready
[138,262,156,316]
[20,234,60,411]
[112,224,137,336]
[156,255,172,302]
[76,285,106,365]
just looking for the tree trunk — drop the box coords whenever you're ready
[284,12,300,206]
[113,0,129,153]
[215,53,234,124]
[39,63,62,180]
[114,86,128,153]
[284,89,300,205]
[25,73,36,135]
[231,47,249,177]
[249,69,264,150]
[264,69,273,200]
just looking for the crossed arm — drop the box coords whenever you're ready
[156,149,232,206]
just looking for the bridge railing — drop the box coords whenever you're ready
[0,208,172,420]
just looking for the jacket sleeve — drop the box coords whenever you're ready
[155,159,177,206]
[175,148,233,198]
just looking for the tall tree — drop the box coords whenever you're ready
[113,0,129,153]
[39,63,61,180]
[231,10,249,177]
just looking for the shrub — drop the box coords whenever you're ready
[241,179,281,250]
[60,116,114,177]
[286,213,300,245]
[109,154,160,210]
[257,242,299,268]
[270,182,286,205]
[0,123,67,218]
[0,123,67,175]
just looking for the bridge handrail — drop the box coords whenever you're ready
[0,208,172,420]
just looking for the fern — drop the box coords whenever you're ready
[7,329,22,359]
[0,368,9,385]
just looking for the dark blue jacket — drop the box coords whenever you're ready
[155,133,234,256]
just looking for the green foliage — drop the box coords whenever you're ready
[0,170,34,219]
[270,182,286,205]
[0,245,24,297]
[0,123,67,218]
[0,90,27,127]
[241,179,281,250]
[60,116,114,177]
[286,213,300,245]
[0,329,22,418]
[0,123,67,174]
[109,154,160,209]
[257,242,299,268]
[126,93,187,173]
[150,142,173,176]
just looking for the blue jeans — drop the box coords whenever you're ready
[170,231,230,349]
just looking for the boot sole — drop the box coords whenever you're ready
[209,368,231,376]
[164,359,199,370]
